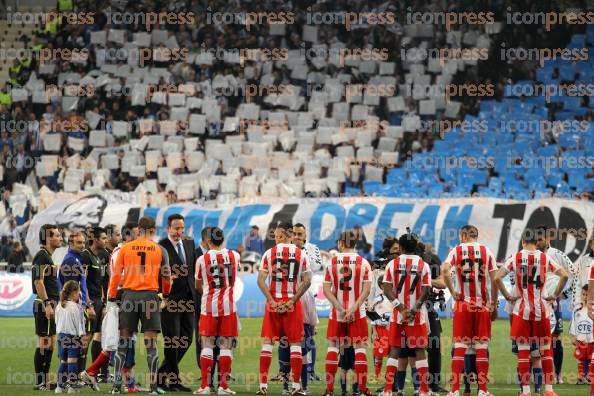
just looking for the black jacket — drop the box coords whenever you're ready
[159,237,197,302]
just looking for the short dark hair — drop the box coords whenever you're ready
[583,284,589,291]
[39,224,58,245]
[138,216,156,231]
[535,224,554,241]
[294,223,306,229]
[168,213,184,225]
[521,228,539,244]
[90,226,107,241]
[121,222,137,240]
[276,221,293,231]
[338,230,357,249]
[460,225,478,239]
[104,224,117,237]
[398,233,418,254]
[382,237,398,251]
[209,227,225,246]
[251,225,259,230]
[201,226,212,243]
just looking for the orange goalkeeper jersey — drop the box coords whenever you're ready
[107,238,171,299]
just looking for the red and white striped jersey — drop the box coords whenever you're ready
[323,252,372,322]
[195,248,240,317]
[109,244,123,288]
[445,242,497,307]
[503,249,560,321]
[383,254,431,325]
[260,243,310,300]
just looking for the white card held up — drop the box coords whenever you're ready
[130,165,146,178]
[10,88,28,102]
[445,101,461,118]
[145,151,161,172]
[90,30,107,46]
[269,23,286,35]
[402,115,422,132]
[166,152,183,169]
[159,120,177,136]
[157,167,171,184]
[419,99,436,115]
[108,29,126,44]
[223,117,239,132]
[85,111,103,129]
[137,118,154,134]
[112,121,129,137]
[89,130,107,147]
[302,25,318,42]
[185,151,205,171]
[189,114,206,134]
[101,154,120,170]
[133,32,151,47]
[379,62,395,75]
[170,107,189,122]
[387,96,406,112]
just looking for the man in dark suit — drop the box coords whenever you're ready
[158,214,198,392]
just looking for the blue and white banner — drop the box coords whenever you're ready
[140,197,594,263]
[0,272,36,317]
[26,195,594,266]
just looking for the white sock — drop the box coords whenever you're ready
[545,384,553,391]
[522,385,531,393]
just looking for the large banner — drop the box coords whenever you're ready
[27,196,594,264]
[142,197,594,263]
[0,271,575,320]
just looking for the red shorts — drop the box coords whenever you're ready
[452,301,492,342]
[261,300,304,343]
[389,321,428,349]
[373,325,390,356]
[327,317,368,342]
[199,313,238,337]
[573,342,594,361]
[510,314,551,344]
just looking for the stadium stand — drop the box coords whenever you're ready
[0,0,592,257]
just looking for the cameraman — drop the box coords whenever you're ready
[415,239,447,393]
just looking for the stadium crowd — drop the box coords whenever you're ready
[1,0,592,257]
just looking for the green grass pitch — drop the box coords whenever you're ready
[0,318,585,395]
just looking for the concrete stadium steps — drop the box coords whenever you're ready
[0,6,47,86]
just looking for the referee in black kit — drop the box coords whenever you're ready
[32,224,63,390]
[81,227,110,373]
[157,214,198,391]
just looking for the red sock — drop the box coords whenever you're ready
[86,351,110,377]
[417,359,429,394]
[325,347,339,392]
[451,346,467,392]
[517,348,531,387]
[122,368,130,387]
[541,346,554,386]
[219,350,232,390]
[383,358,398,393]
[475,347,489,392]
[354,349,368,392]
[289,346,303,388]
[578,360,585,381]
[200,348,214,389]
[259,345,273,386]
[374,356,382,378]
